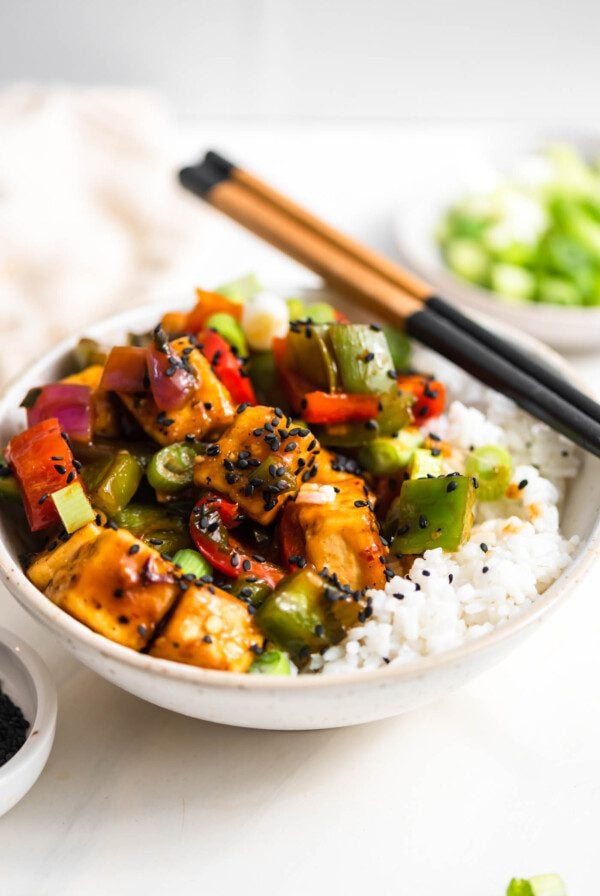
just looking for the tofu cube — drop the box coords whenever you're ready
[194,405,319,525]
[150,582,261,672]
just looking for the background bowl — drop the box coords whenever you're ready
[394,127,600,351]
[0,291,599,730]
[0,627,57,815]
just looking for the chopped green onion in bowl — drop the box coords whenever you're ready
[506,874,567,896]
[438,143,600,308]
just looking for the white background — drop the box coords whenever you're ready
[2,0,600,122]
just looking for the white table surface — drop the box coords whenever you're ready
[2,122,599,895]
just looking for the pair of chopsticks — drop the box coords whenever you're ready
[179,151,600,458]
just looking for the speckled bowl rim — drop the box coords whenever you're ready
[0,294,599,693]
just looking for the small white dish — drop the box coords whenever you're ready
[0,290,598,730]
[0,627,57,816]
[394,127,600,351]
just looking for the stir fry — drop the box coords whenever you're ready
[1,276,496,675]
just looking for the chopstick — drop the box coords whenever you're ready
[178,153,600,457]
[202,151,600,428]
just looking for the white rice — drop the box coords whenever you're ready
[307,347,580,675]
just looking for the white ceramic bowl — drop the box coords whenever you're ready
[0,294,599,730]
[0,627,57,815]
[394,127,600,351]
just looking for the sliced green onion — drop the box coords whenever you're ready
[304,301,336,323]
[357,428,423,475]
[215,273,261,302]
[286,297,306,320]
[528,876,567,896]
[204,312,248,357]
[93,451,144,516]
[146,443,196,494]
[249,650,292,676]
[507,876,566,896]
[465,445,513,501]
[172,548,212,578]
[408,447,444,479]
[51,481,95,533]
[383,325,411,372]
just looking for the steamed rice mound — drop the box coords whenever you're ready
[308,348,579,675]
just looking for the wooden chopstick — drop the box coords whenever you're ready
[203,151,600,429]
[178,154,600,457]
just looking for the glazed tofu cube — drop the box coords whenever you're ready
[150,582,261,672]
[27,523,103,591]
[29,525,180,650]
[118,337,235,446]
[194,405,319,525]
[281,477,387,591]
[62,365,120,438]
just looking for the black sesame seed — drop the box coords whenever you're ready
[230,553,240,568]
[202,635,213,644]
[480,543,488,553]
[518,479,528,490]
[53,464,67,475]
[446,481,458,493]
[418,515,428,529]
[128,544,140,555]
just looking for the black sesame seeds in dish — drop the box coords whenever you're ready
[0,275,579,676]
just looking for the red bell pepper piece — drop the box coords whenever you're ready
[396,375,446,422]
[199,329,256,406]
[186,289,243,333]
[190,496,283,588]
[99,346,147,393]
[302,391,380,425]
[278,502,307,572]
[6,418,81,531]
[27,383,92,443]
[146,329,196,412]
[272,337,380,423]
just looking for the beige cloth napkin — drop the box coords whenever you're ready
[0,85,205,384]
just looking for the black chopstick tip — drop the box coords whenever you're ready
[205,150,236,176]
[178,153,233,198]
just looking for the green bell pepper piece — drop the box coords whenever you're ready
[93,451,143,517]
[317,391,413,448]
[256,568,344,662]
[247,351,289,410]
[383,325,411,372]
[231,576,273,608]
[329,324,395,394]
[386,474,475,554]
[286,323,338,392]
[0,470,21,501]
[113,502,191,555]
